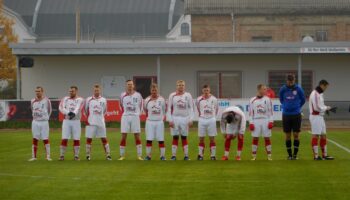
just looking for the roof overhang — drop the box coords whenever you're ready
[10,42,350,56]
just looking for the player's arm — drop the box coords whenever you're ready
[187,94,195,122]
[279,87,285,104]
[59,98,69,115]
[139,94,144,114]
[103,99,107,116]
[220,113,227,133]
[166,94,173,122]
[84,98,90,116]
[73,98,84,115]
[237,109,247,134]
[47,98,52,117]
[248,98,254,124]
[267,98,274,123]
[315,93,330,112]
[298,86,306,107]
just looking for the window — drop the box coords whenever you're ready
[251,36,272,42]
[180,23,190,36]
[133,76,157,98]
[268,71,313,97]
[197,71,242,98]
[315,31,328,41]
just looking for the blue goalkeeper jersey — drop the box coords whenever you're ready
[279,84,306,115]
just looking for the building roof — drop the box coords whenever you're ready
[185,0,350,15]
[10,42,350,56]
[4,0,184,40]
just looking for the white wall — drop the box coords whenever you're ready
[20,54,350,101]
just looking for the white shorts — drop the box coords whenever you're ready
[251,119,271,138]
[171,116,190,136]
[62,120,81,140]
[310,115,326,135]
[225,123,244,135]
[85,125,107,138]
[121,115,141,133]
[32,120,49,140]
[198,117,217,137]
[145,120,164,141]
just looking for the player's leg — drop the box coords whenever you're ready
[283,115,293,160]
[29,121,39,161]
[198,136,205,160]
[251,137,259,160]
[263,120,272,160]
[119,116,129,160]
[181,118,190,160]
[85,125,94,160]
[319,117,334,160]
[292,114,302,159]
[59,120,69,161]
[131,116,143,160]
[72,121,81,161]
[251,121,260,160]
[222,134,234,160]
[134,133,143,160]
[145,120,154,160]
[157,121,166,160]
[171,117,180,160]
[236,133,244,161]
[311,134,320,160]
[208,118,217,160]
[42,121,51,161]
[97,126,111,160]
[197,118,206,160]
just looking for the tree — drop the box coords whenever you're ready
[0,0,18,99]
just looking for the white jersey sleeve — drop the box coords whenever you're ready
[309,90,328,115]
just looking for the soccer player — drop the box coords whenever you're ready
[119,80,143,160]
[196,85,218,160]
[309,80,334,160]
[28,86,52,161]
[85,84,111,161]
[144,83,166,161]
[279,74,306,160]
[249,84,274,161]
[59,86,84,161]
[220,106,246,161]
[167,80,194,161]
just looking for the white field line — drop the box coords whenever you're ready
[308,131,350,154]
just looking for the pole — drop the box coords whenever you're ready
[298,55,302,86]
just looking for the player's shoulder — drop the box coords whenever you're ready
[77,96,84,101]
[169,92,176,97]
[185,92,193,97]
[144,96,151,102]
[211,95,218,100]
[196,95,203,101]
[249,96,257,102]
[158,96,166,101]
[135,91,142,97]
[30,98,36,103]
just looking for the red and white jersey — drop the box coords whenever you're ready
[144,95,166,121]
[59,96,84,120]
[309,90,328,116]
[120,91,143,116]
[220,106,246,134]
[196,95,218,119]
[85,96,107,127]
[31,97,52,121]
[167,92,194,122]
[248,96,273,123]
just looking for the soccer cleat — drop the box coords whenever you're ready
[137,156,144,161]
[197,155,203,161]
[59,156,65,161]
[86,156,91,161]
[144,156,151,161]
[323,156,335,160]
[251,156,257,161]
[106,156,112,161]
[74,156,80,161]
[292,155,299,160]
[170,156,177,161]
[184,156,190,161]
[235,156,241,161]
[160,156,166,161]
[267,155,272,161]
[287,156,293,160]
[210,156,216,161]
[221,156,229,161]
[46,157,52,161]
[314,156,323,160]
[118,156,125,161]
[28,158,37,162]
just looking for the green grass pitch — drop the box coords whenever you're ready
[0,128,350,200]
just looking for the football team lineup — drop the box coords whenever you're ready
[28,74,339,162]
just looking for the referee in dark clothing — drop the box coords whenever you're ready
[279,74,306,160]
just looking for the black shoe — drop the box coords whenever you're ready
[86,156,91,161]
[106,155,112,161]
[287,156,293,160]
[210,156,216,161]
[197,155,203,161]
[170,156,177,161]
[184,156,190,161]
[323,156,335,160]
[292,155,299,160]
[314,156,323,160]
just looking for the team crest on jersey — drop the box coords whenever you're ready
[293,90,298,95]
[176,99,186,110]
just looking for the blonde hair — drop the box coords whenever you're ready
[176,80,185,85]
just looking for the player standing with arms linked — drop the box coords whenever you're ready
[85,84,111,161]
[279,74,306,160]
[196,85,218,160]
[119,80,144,160]
[29,86,52,161]
[249,84,274,161]
[59,86,84,161]
[309,80,334,160]
[144,84,167,160]
[167,80,194,161]
[220,106,246,161]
